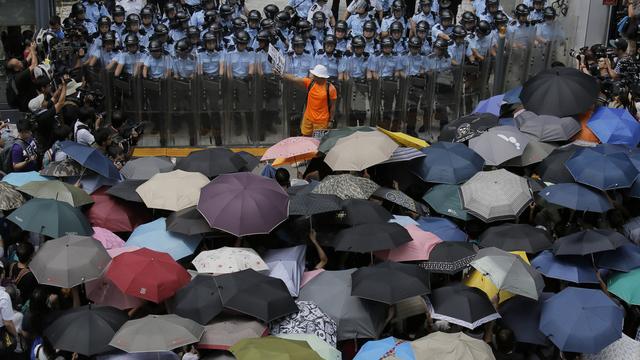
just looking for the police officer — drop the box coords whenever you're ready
[404,36,426,136]
[171,38,198,144]
[346,2,373,37]
[508,4,534,48]
[197,31,225,145]
[111,5,127,38]
[260,18,288,53]
[123,14,150,48]
[432,8,453,42]
[89,16,120,54]
[415,21,432,55]
[264,4,280,20]
[291,20,317,54]
[140,6,156,38]
[275,10,293,39]
[449,25,468,66]
[460,11,478,34]
[115,34,145,78]
[334,20,351,52]
[287,34,315,78]
[362,20,379,54]
[479,0,507,23]
[426,38,451,71]
[226,31,256,140]
[425,38,452,129]
[87,31,120,70]
[254,30,282,138]
[187,26,202,54]
[381,1,407,37]
[190,0,217,28]
[467,20,493,62]
[535,6,565,43]
[169,10,190,43]
[153,23,175,56]
[315,35,341,79]
[389,21,408,54]
[143,39,172,81]
[82,0,110,27]
[288,0,314,19]
[411,0,438,35]
[247,10,262,39]
[310,12,333,48]
[529,0,546,22]
[339,36,371,126]
[69,3,98,34]
[369,36,403,129]
[161,2,178,27]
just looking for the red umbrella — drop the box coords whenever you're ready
[87,187,151,232]
[105,248,191,303]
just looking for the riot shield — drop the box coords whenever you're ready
[459,43,484,116]
[282,76,307,137]
[138,77,168,147]
[528,37,549,78]
[343,77,374,127]
[423,70,438,139]
[254,60,286,146]
[167,77,198,147]
[377,76,401,130]
[503,26,535,91]
[223,56,256,145]
[433,67,460,133]
[492,32,508,95]
[196,73,224,147]
[547,20,574,69]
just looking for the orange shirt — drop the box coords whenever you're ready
[303,78,337,124]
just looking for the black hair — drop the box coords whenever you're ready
[111,110,126,129]
[17,118,32,133]
[53,124,72,142]
[495,328,516,353]
[275,167,290,187]
[94,127,112,147]
[49,15,61,26]
[16,241,35,264]
[61,105,79,127]
[78,106,96,127]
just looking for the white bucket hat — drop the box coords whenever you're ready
[65,79,84,96]
[309,64,330,79]
[28,94,45,113]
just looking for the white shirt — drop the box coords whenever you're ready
[115,0,146,15]
[74,120,95,146]
[0,287,14,326]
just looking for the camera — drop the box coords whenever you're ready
[569,46,588,60]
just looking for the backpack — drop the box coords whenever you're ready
[5,75,19,109]
[0,138,25,174]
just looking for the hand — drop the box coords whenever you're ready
[63,73,70,81]
[29,154,38,162]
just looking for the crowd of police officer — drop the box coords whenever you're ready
[46,0,567,146]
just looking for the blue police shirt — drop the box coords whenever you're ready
[412,11,438,29]
[83,1,110,25]
[226,49,254,78]
[288,0,314,19]
[198,48,225,76]
[341,53,369,79]
[315,51,340,77]
[117,51,144,75]
[369,53,402,77]
[172,54,197,78]
[404,53,425,76]
[144,53,173,79]
[286,52,314,78]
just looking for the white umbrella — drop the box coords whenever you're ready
[192,247,269,274]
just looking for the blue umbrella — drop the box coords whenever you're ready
[628,178,640,198]
[473,94,504,116]
[539,287,623,354]
[126,218,201,260]
[565,146,638,190]
[595,244,640,272]
[587,107,640,146]
[416,217,467,242]
[531,250,598,284]
[2,171,49,187]
[411,143,484,185]
[354,337,415,360]
[538,183,612,213]
[503,86,523,104]
[499,293,553,345]
[59,141,121,180]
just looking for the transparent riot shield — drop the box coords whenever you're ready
[423,70,438,140]
[343,77,374,127]
[433,67,460,134]
[223,56,256,145]
[547,19,576,69]
[528,35,549,78]
[504,25,536,91]
[167,77,198,147]
[459,42,483,116]
[282,76,307,137]
[139,76,168,147]
[477,46,495,100]
[377,76,401,130]
[402,54,429,134]
[492,31,508,95]
[253,51,286,145]
[195,73,224,147]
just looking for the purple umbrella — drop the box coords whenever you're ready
[473,94,505,116]
[197,172,289,237]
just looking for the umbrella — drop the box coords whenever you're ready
[422,184,471,221]
[553,229,629,256]
[275,334,341,360]
[44,305,128,356]
[7,198,93,238]
[438,113,500,143]
[478,223,552,253]
[411,332,494,360]
[289,193,342,216]
[499,294,553,346]
[269,300,338,347]
[473,94,504,116]
[375,224,442,262]
[40,159,84,177]
[105,179,145,202]
[428,284,500,329]
[333,223,412,253]
[0,182,24,210]
[463,251,531,306]
[60,141,120,180]
[515,111,581,142]
[583,334,640,360]
[372,187,425,214]
[92,227,125,250]
[389,215,419,227]
[29,235,110,288]
[85,276,145,310]
[607,268,640,305]
[318,126,375,153]
[192,247,269,274]
[97,352,178,360]
[170,274,223,325]
[470,247,544,300]
[198,173,289,237]
[2,171,49,187]
[504,85,523,104]
[565,146,638,190]
[342,198,392,226]
[126,218,201,260]
[120,156,174,180]
[175,148,247,178]
[106,247,191,303]
[166,206,212,235]
[411,142,484,185]
[88,187,152,232]
[78,173,121,195]
[18,180,93,207]
[380,147,426,164]
[415,217,468,242]
[324,131,399,171]
[355,337,415,360]
[537,145,580,184]
[110,314,205,353]
[539,287,624,353]
[264,245,306,297]
[137,170,210,212]
[377,127,428,149]
[531,250,599,284]
[588,107,640,146]
[311,174,379,200]
[460,169,532,223]
[419,242,477,274]
[351,262,430,304]
[297,269,387,341]
[262,137,320,161]
[198,315,267,350]
[468,126,530,166]
[539,183,612,213]
[503,135,557,167]
[230,337,323,360]
[595,244,640,272]
[520,67,599,117]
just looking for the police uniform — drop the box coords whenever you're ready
[507,20,534,48]
[392,38,408,54]
[116,50,145,77]
[124,30,150,47]
[80,19,98,35]
[426,50,452,127]
[83,1,110,26]
[364,38,378,54]
[170,50,198,144]
[93,45,120,68]
[536,21,565,43]
[448,41,467,64]
[431,23,452,43]
[169,28,187,43]
[412,11,438,29]
[529,9,545,22]
[369,51,403,128]
[288,38,318,61]
[336,37,350,52]
[310,28,333,48]
[419,37,432,55]
[141,24,155,39]
[111,22,127,39]
[190,10,207,28]
[288,0,314,19]
[466,32,493,59]
[346,15,371,37]
[340,50,370,126]
[425,51,451,71]
[142,50,172,141]
[381,16,408,34]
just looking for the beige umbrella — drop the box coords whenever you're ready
[324,131,399,171]
[198,316,267,350]
[136,170,209,211]
[192,247,269,274]
[411,332,495,360]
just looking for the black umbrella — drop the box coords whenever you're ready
[537,145,581,184]
[520,67,599,117]
[479,224,553,253]
[289,192,342,216]
[351,262,430,304]
[429,284,500,329]
[438,113,500,143]
[342,199,393,226]
[419,242,478,274]
[333,223,412,253]
[44,305,128,356]
[215,269,299,322]
[170,274,223,325]
[105,179,145,203]
[166,206,213,235]
[236,151,260,171]
[175,148,248,178]
[553,229,629,256]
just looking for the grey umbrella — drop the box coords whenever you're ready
[106,180,145,203]
[288,193,342,216]
[109,314,205,353]
[0,182,24,210]
[460,169,533,222]
[469,126,530,166]
[504,135,557,167]
[120,157,174,180]
[515,111,581,142]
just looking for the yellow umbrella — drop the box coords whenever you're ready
[377,127,429,150]
[463,251,529,304]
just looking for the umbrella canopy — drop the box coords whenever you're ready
[262,137,320,161]
[595,244,640,272]
[607,268,640,305]
[318,127,375,153]
[411,142,484,185]
[92,226,125,250]
[355,337,415,360]
[30,235,110,288]
[192,247,269,274]
[88,187,152,232]
[0,182,24,210]
[470,247,544,300]
[289,193,342,216]
[377,127,428,149]
[96,352,179,360]
[422,184,471,221]
[539,183,612,213]
[372,187,425,215]
[419,242,477,274]
[44,305,128,356]
[333,223,412,253]
[553,229,629,256]
[499,294,553,346]
[269,300,338,347]
[539,287,624,353]
[468,126,530,166]
[537,145,580,184]
[473,94,504,116]
[17,180,93,207]
[166,206,212,235]
[198,172,289,236]
[342,198,392,226]
[2,171,49,187]
[311,174,379,200]
[7,198,93,238]
[137,170,210,212]
[351,262,430,304]
[215,269,298,322]
[264,245,306,297]
[478,223,552,253]
[126,218,201,260]
[297,269,387,341]
[531,250,599,284]
[375,224,442,262]
[588,107,640,146]
[106,247,191,303]
[520,67,599,117]
[583,334,640,360]
[170,274,223,325]
[175,148,247,178]
[463,251,531,306]
[438,113,500,143]
[85,275,145,310]
[416,217,468,242]
[110,314,205,353]
[40,159,84,177]
[79,173,121,194]
[380,147,427,164]
[515,111,581,142]
[106,180,145,203]
[230,337,323,360]
[429,285,500,329]
[324,131,399,171]
[275,334,341,360]
[198,315,267,350]
[60,141,121,180]
[411,332,495,360]
[565,146,638,190]
[503,135,557,167]
[120,157,174,180]
[460,169,532,223]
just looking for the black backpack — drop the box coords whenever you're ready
[5,74,20,109]
[1,138,25,173]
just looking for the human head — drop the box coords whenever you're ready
[408,36,421,55]
[420,0,432,14]
[17,241,35,264]
[275,168,290,188]
[292,34,305,55]
[352,35,365,55]
[6,58,24,73]
[140,6,154,26]
[335,20,348,39]
[53,124,72,142]
[363,20,376,40]
[381,36,394,54]
[17,118,33,139]
[124,34,139,54]
[312,11,326,30]
[113,5,125,24]
[49,15,61,31]
[94,127,113,148]
[324,35,336,53]
[390,21,403,41]
[610,38,628,57]
[495,328,516,354]
[126,13,141,33]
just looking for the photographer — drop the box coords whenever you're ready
[5,43,39,112]
[28,75,68,156]
[74,106,102,146]
[610,38,637,80]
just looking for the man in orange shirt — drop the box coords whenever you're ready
[284,65,338,136]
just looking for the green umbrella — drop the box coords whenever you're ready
[608,268,640,305]
[230,336,323,360]
[0,182,25,210]
[275,334,341,360]
[18,180,94,207]
[7,198,93,238]
[422,184,471,221]
[318,127,375,154]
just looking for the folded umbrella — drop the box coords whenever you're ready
[438,113,500,143]
[192,247,269,274]
[88,187,152,232]
[261,136,320,161]
[333,223,412,253]
[499,294,553,346]
[269,300,338,347]
[18,180,93,207]
[588,107,640,146]
[553,229,629,256]
[608,268,640,305]
[175,148,247,178]
[478,223,552,253]
[419,242,477,274]
[311,174,379,200]
[503,134,557,167]
[230,337,323,360]
[2,171,49,187]
[120,156,174,180]
[375,224,442,262]
[198,315,267,350]
[565,146,638,190]
[515,111,581,142]
[355,337,415,360]
[342,198,393,226]
[411,142,484,185]
[537,144,581,184]
[0,182,24,210]
[92,226,125,250]
[429,284,500,329]
[40,159,84,177]
[595,244,640,272]
[422,184,471,221]
[531,250,598,284]
[264,245,306,297]
[166,206,212,236]
[469,126,530,166]
[7,198,93,238]
[324,131,399,171]
[411,332,494,360]
[126,218,201,260]
[137,170,210,212]
[351,262,430,304]
[539,183,612,213]
[473,94,504,116]
[110,314,205,353]
[60,141,120,180]
[170,274,223,325]
[415,216,468,242]
[106,179,145,202]
[289,192,342,216]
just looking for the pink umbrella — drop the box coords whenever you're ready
[375,224,443,262]
[85,276,145,310]
[92,227,125,250]
[107,246,141,258]
[261,137,320,161]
